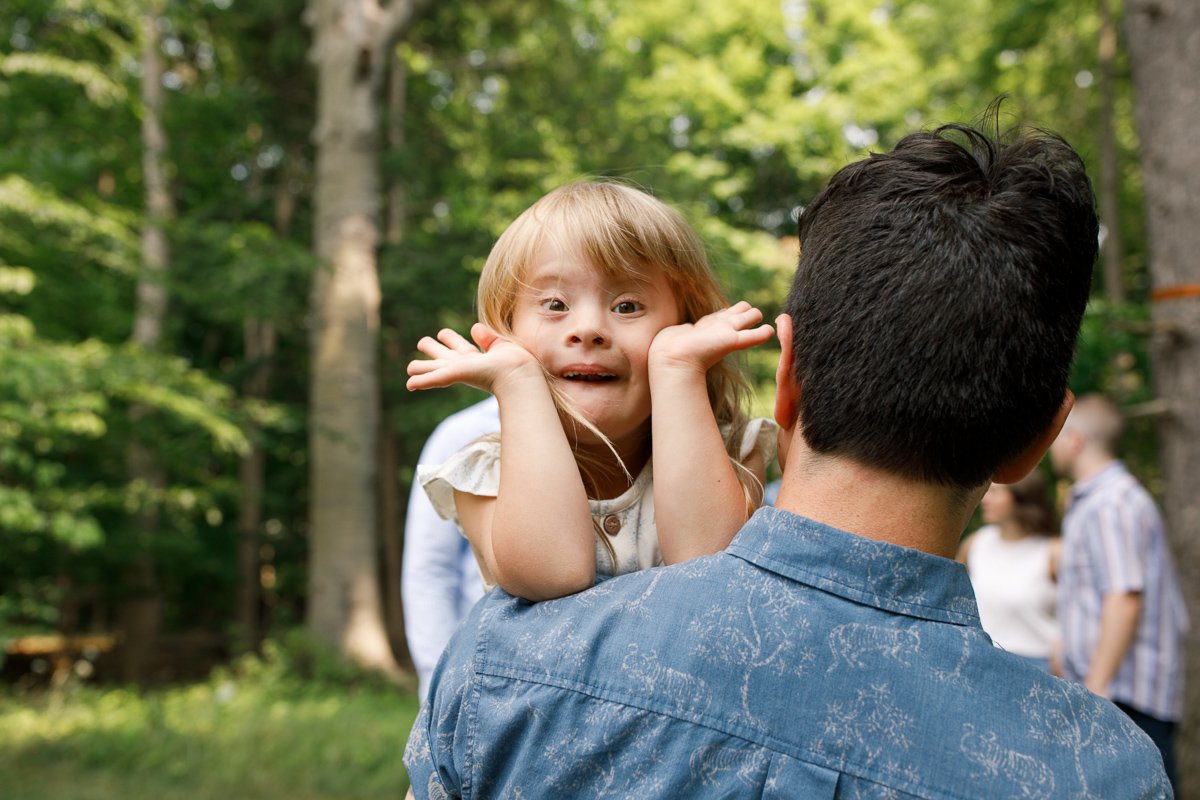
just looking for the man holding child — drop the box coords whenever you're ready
[404,112,1172,798]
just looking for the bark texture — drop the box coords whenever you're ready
[304,0,430,677]
[1124,1,1200,793]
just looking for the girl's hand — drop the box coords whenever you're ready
[649,301,775,375]
[407,323,541,393]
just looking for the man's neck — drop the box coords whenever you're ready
[1071,450,1117,484]
[773,453,981,561]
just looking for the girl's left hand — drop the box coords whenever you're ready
[649,301,775,374]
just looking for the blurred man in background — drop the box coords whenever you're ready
[1050,393,1188,792]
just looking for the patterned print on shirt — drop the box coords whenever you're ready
[622,643,713,717]
[961,723,1054,799]
[818,683,921,787]
[688,741,770,788]
[827,622,920,671]
[689,560,816,730]
[1020,679,1132,799]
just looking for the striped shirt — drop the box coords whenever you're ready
[1058,461,1189,720]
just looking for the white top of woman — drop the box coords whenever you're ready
[958,474,1060,660]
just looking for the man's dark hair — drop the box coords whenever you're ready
[784,108,1098,489]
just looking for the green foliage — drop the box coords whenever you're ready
[0,307,259,630]
[1072,300,1153,400]
[0,176,139,341]
[0,326,247,523]
[1071,299,1160,488]
[0,50,127,106]
[240,629,409,693]
[0,636,420,800]
[0,0,311,637]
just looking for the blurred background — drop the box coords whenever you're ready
[0,0,1196,797]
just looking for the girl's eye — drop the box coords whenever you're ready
[613,300,641,314]
[542,298,568,312]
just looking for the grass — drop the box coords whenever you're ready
[0,637,421,800]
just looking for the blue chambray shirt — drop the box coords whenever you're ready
[405,507,1171,799]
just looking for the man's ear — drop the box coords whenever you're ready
[773,314,800,431]
[993,391,1075,484]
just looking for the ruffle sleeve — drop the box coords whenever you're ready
[417,437,501,526]
[734,417,779,465]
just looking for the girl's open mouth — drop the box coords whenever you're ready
[562,371,618,382]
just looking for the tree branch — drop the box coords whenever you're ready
[1123,398,1172,419]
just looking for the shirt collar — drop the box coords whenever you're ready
[1069,460,1126,504]
[727,506,980,626]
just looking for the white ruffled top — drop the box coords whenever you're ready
[418,418,778,584]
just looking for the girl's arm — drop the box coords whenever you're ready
[408,325,596,600]
[648,302,774,563]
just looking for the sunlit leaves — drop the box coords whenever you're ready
[0,175,139,274]
[124,379,247,456]
[0,315,250,558]
[0,266,35,295]
[0,51,127,106]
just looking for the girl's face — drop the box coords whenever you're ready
[980,482,1016,525]
[509,240,682,449]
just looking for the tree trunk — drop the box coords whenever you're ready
[378,399,408,659]
[134,8,172,351]
[304,0,430,677]
[120,3,174,683]
[234,319,275,655]
[1124,1,1200,795]
[379,48,410,660]
[1098,0,1124,304]
[386,52,408,245]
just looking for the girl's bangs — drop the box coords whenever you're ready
[549,200,656,284]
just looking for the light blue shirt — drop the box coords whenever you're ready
[405,506,1170,799]
[402,397,498,702]
[1058,461,1189,721]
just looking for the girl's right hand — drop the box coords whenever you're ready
[407,323,543,394]
[649,300,775,375]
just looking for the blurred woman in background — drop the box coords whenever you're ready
[958,470,1060,672]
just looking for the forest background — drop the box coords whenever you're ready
[1,0,1197,797]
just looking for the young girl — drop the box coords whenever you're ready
[407,180,777,601]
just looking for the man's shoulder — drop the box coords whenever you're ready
[441,396,499,427]
[415,558,1171,799]
[958,658,1170,796]
[1070,465,1163,537]
[476,557,733,665]
[1082,462,1155,504]
[421,398,500,462]
[462,554,782,723]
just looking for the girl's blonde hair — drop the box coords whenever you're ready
[477,181,763,548]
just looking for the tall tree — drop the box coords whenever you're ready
[304,0,431,675]
[1097,0,1124,304]
[379,50,411,656]
[120,1,175,681]
[1124,0,1200,793]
